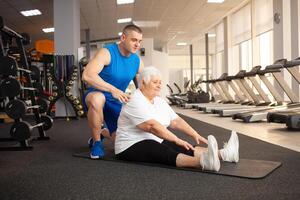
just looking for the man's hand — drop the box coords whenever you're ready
[175,138,194,151]
[193,134,208,145]
[111,88,130,103]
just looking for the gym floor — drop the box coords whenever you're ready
[0,113,300,199]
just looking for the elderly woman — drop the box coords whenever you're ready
[114,67,239,171]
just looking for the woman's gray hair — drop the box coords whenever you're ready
[138,66,161,88]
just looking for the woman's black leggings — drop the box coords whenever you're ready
[116,140,194,166]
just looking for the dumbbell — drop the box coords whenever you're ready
[0,56,40,80]
[0,77,41,98]
[73,99,80,105]
[76,105,83,110]
[68,95,75,100]
[71,76,77,81]
[5,99,48,119]
[48,96,54,101]
[77,110,84,116]
[66,85,72,90]
[10,115,53,141]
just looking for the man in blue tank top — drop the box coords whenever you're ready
[82,25,144,159]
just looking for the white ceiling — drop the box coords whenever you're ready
[0,0,244,55]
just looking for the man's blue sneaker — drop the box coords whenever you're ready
[88,128,108,148]
[90,141,105,159]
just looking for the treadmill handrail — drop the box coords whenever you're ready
[285,57,300,68]
[244,66,262,77]
[257,67,281,75]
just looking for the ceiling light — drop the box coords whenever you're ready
[176,42,187,46]
[117,0,134,5]
[117,18,132,23]
[42,27,54,33]
[133,21,160,28]
[207,0,225,3]
[208,33,216,37]
[20,9,42,17]
[118,32,123,36]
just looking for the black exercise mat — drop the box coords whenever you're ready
[73,150,281,179]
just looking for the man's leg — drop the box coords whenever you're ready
[85,92,106,143]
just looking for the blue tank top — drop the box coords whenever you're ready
[97,43,140,101]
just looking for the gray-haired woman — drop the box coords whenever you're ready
[114,67,239,171]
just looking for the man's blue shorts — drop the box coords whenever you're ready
[83,88,122,134]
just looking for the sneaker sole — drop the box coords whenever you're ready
[90,154,100,159]
[208,135,220,171]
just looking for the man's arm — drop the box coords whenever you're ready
[82,48,129,103]
[137,119,194,150]
[82,48,112,92]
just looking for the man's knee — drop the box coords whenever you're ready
[86,92,106,112]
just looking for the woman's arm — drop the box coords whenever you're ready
[169,117,207,145]
[137,119,194,150]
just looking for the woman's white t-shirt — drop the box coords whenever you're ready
[114,89,178,154]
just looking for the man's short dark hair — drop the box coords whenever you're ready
[123,24,142,35]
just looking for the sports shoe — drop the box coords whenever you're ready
[200,135,220,172]
[90,141,105,159]
[220,131,239,163]
[88,128,109,148]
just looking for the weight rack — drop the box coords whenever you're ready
[45,54,85,118]
[0,16,50,151]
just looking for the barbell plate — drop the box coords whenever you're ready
[10,121,31,141]
[29,65,41,81]
[5,99,27,119]
[0,77,21,97]
[41,115,53,130]
[0,56,18,76]
[36,98,48,113]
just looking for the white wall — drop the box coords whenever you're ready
[153,50,169,99]
[168,55,208,91]
[140,38,153,67]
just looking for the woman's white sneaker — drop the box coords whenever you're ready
[200,135,220,172]
[220,131,239,163]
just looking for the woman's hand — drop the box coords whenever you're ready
[193,134,208,145]
[175,138,194,151]
[111,88,130,103]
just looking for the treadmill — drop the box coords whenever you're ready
[233,58,300,122]
[211,65,276,115]
[266,57,300,129]
[215,65,281,116]
[200,70,264,113]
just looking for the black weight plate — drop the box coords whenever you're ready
[0,56,18,76]
[10,121,31,141]
[29,65,41,81]
[0,77,21,97]
[41,115,53,130]
[36,98,48,113]
[5,99,27,119]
